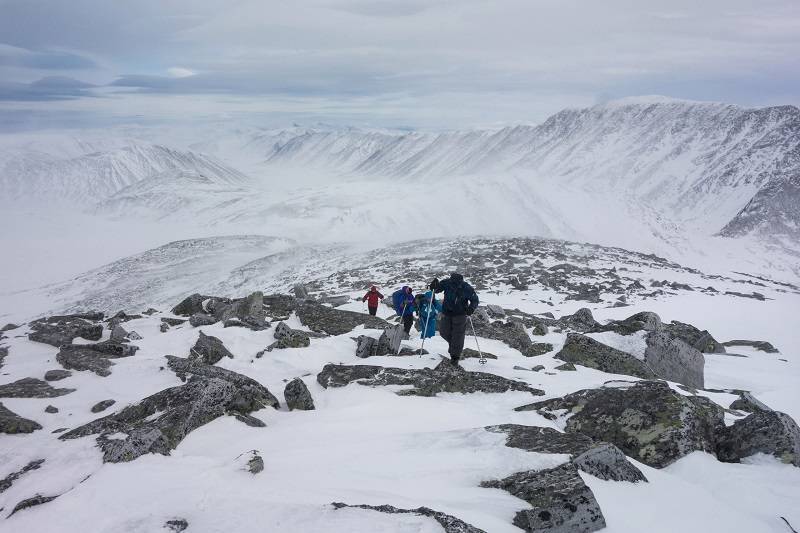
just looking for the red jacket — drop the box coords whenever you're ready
[362,289,384,307]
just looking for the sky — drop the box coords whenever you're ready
[0,0,799,131]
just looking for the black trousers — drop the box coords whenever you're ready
[402,314,414,334]
[368,306,378,316]
[439,314,467,361]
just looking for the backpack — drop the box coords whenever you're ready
[442,281,466,315]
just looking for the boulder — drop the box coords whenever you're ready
[729,392,772,413]
[284,378,315,410]
[189,313,218,327]
[248,454,265,474]
[481,463,606,533]
[331,503,486,533]
[161,317,187,326]
[644,331,705,389]
[28,314,103,347]
[160,323,170,333]
[0,402,42,433]
[472,319,533,352]
[296,302,388,335]
[91,399,116,413]
[485,304,506,318]
[573,443,647,483]
[516,381,724,468]
[354,330,394,358]
[0,377,75,398]
[591,311,662,335]
[293,284,311,300]
[662,320,725,353]
[554,308,601,333]
[555,362,576,371]
[523,342,554,357]
[172,293,227,316]
[716,410,800,467]
[56,342,138,377]
[555,333,656,379]
[722,340,779,354]
[461,348,498,360]
[1,323,19,332]
[190,331,234,365]
[44,369,72,381]
[110,324,130,342]
[265,322,311,352]
[317,360,544,397]
[61,356,279,463]
[165,519,189,532]
[45,405,59,413]
[0,459,44,494]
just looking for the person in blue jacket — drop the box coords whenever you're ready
[429,273,479,365]
[417,290,443,339]
[392,286,416,335]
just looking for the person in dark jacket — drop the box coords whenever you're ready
[392,286,416,334]
[430,273,479,365]
[361,286,384,316]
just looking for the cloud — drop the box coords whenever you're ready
[0,43,97,70]
[0,76,97,101]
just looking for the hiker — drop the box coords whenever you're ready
[392,286,416,335]
[361,286,384,316]
[429,273,479,365]
[417,290,442,339]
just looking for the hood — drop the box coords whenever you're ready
[370,286,377,291]
[449,273,464,283]
[402,286,412,293]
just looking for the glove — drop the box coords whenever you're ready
[429,278,440,291]
[465,307,475,316]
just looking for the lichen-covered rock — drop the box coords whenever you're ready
[317,360,544,397]
[0,459,44,494]
[554,308,601,333]
[556,333,656,379]
[517,381,724,468]
[28,313,103,347]
[0,377,75,398]
[722,340,779,353]
[91,399,116,413]
[481,463,606,533]
[284,378,315,411]
[44,369,72,381]
[190,331,234,365]
[592,311,662,335]
[644,331,705,389]
[662,320,725,353]
[0,402,42,434]
[573,443,647,483]
[729,392,772,413]
[61,356,279,462]
[716,410,800,467]
[56,342,138,377]
[296,302,389,335]
[331,503,486,533]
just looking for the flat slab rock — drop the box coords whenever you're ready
[516,380,724,468]
[56,342,138,377]
[555,333,656,379]
[0,402,42,434]
[331,503,486,533]
[60,356,279,462]
[487,424,646,483]
[482,463,606,533]
[28,313,104,347]
[317,360,544,397]
[0,377,75,398]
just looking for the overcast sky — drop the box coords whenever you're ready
[0,0,798,131]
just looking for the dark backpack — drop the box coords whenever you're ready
[442,281,466,315]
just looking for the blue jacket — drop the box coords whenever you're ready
[418,290,442,339]
[392,287,416,316]
[433,273,479,316]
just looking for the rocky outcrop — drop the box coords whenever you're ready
[0,402,42,434]
[28,313,103,347]
[44,369,72,381]
[553,308,601,333]
[0,377,75,398]
[284,378,315,411]
[91,399,116,413]
[722,340,780,353]
[0,459,44,494]
[471,318,533,353]
[517,381,724,468]
[190,331,234,365]
[592,311,662,335]
[189,313,218,327]
[317,360,544,397]
[0,346,7,369]
[481,463,606,533]
[331,503,486,533]
[61,356,279,462]
[296,302,388,335]
[56,342,138,377]
[556,334,656,379]
[486,424,646,483]
[264,322,311,352]
[644,331,705,389]
[716,410,800,467]
[173,292,268,330]
[524,343,553,357]
[9,493,60,516]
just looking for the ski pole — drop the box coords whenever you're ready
[467,316,486,364]
[395,301,408,355]
[419,293,435,357]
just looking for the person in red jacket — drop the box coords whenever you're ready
[361,286,384,316]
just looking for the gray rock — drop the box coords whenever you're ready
[160,323,170,333]
[265,322,311,352]
[142,308,158,315]
[486,424,596,455]
[235,413,266,427]
[45,405,59,413]
[56,342,138,377]
[28,314,103,347]
[331,503,486,533]
[729,392,772,413]
[722,339,779,353]
[573,443,647,483]
[0,459,44,494]
[592,311,662,335]
[0,402,42,433]
[555,333,656,379]
[296,302,389,335]
[472,318,533,352]
[165,518,189,532]
[481,463,606,533]
[662,320,725,353]
[189,313,218,327]
[284,378,315,411]
[524,343,554,357]
[172,293,227,316]
[44,369,72,381]
[61,356,279,462]
[0,346,7,369]
[716,410,800,466]
[9,493,59,516]
[461,348,498,360]
[248,454,265,474]
[555,362,576,371]
[110,324,130,342]
[644,331,705,389]
[161,317,187,326]
[531,321,548,336]
[190,331,234,365]
[293,284,311,300]
[91,399,116,413]
[317,360,544,397]
[1,323,19,332]
[517,381,724,468]
[555,308,601,333]
[0,377,75,398]
[485,304,506,318]
[319,295,351,306]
